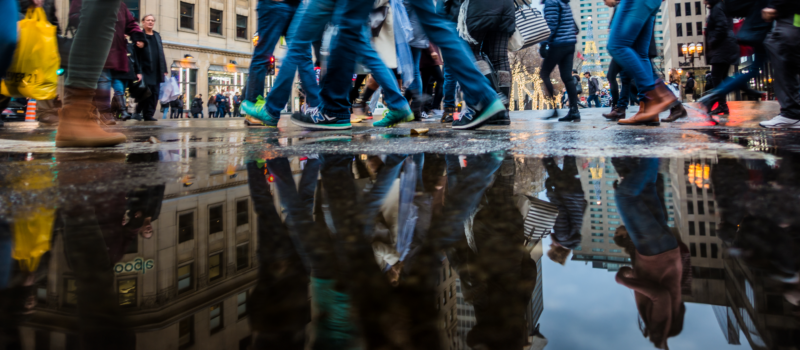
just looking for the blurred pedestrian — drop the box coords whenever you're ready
[135,14,168,121]
[232,91,242,117]
[700,0,739,116]
[540,0,581,122]
[191,94,204,118]
[683,71,695,102]
[584,72,601,107]
[758,0,800,129]
[207,95,217,117]
[170,95,184,118]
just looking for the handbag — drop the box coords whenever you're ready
[508,28,524,52]
[128,79,152,102]
[1,8,60,100]
[514,0,551,50]
[369,6,389,37]
[523,196,559,241]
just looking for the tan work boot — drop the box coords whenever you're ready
[99,111,117,125]
[56,88,126,147]
[618,101,660,126]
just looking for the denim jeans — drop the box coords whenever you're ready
[614,158,678,256]
[265,0,324,118]
[586,94,600,107]
[442,62,457,108]
[318,0,377,120]
[0,0,17,77]
[161,105,169,119]
[245,0,298,103]
[111,78,128,96]
[607,0,660,99]
[356,26,409,110]
[407,47,424,93]
[408,0,496,110]
[65,0,123,90]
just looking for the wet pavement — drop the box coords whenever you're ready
[0,102,799,350]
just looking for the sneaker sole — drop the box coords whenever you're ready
[290,117,352,130]
[56,135,127,147]
[374,113,414,128]
[485,119,510,125]
[452,101,505,130]
[759,123,800,129]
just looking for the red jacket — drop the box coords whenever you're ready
[68,0,145,73]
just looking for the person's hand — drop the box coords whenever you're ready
[137,74,142,81]
[603,0,617,7]
[136,41,145,48]
[762,7,777,22]
[431,52,440,61]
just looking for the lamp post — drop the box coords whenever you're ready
[680,42,703,69]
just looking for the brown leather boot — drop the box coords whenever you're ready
[56,87,126,147]
[661,104,688,122]
[618,101,660,126]
[618,85,676,126]
[99,111,117,125]
[603,107,626,120]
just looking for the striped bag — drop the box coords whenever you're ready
[513,0,550,51]
[523,196,559,241]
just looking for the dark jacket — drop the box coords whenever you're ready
[112,42,143,81]
[137,31,169,84]
[705,0,739,65]
[543,0,577,46]
[69,0,144,73]
[443,0,464,23]
[768,0,800,19]
[190,97,204,114]
[685,77,695,92]
[543,157,586,249]
[466,0,516,37]
[170,99,184,109]
[587,76,599,95]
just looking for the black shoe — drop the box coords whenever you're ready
[485,110,511,125]
[544,109,559,120]
[710,105,730,115]
[558,106,580,122]
[441,107,455,123]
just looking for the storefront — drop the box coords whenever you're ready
[208,64,248,97]
[171,61,198,110]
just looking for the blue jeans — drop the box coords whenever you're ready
[318,0,377,120]
[245,0,298,103]
[607,0,660,100]
[407,47,424,93]
[111,78,128,96]
[713,46,766,98]
[586,94,600,107]
[161,105,169,119]
[266,0,323,118]
[614,158,678,256]
[0,0,18,77]
[442,62,457,108]
[356,26,409,110]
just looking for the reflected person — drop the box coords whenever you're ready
[543,156,586,265]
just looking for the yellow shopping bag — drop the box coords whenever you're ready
[0,7,60,100]
[13,208,55,272]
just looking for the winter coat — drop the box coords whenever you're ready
[372,0,398,68]
[768,0,800,19]
[587,76,599,95]
[543,0,577,47]
[112,42,143,81]
[190,98,204,114]
[137,31,169,84]
[69,0,144,73]
[404,0,429,49]
[466,0,516,38]
[704,0,739,65]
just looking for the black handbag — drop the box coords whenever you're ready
[128,79,152,102]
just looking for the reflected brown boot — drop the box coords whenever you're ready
[662,104,688,122]
[56,87,126,147]
[603,107,626,120]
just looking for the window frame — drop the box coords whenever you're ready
[237,291,248,319]
[236,242,250,271]
[179,316,195,349]
[210,303,224,333]
[209,252,223,282]
[675,3,681,16]
[177,262,194,294]
[179,2,195,30]
[209,9,224,36]
[118,278,138,308]
[236,14,248,39]
[178,210,195,243]
[208,203,224,235]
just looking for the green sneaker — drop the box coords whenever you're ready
[372,107,414,128]
[240,96,278,127]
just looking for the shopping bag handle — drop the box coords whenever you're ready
[25,7,48,22]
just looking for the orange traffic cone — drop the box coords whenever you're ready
[25,99,37,122]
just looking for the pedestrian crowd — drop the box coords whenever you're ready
[0,0,798,147]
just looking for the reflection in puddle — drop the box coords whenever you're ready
[0,151,797,349]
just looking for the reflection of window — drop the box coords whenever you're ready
[64,278,77,306]
[118,279,137,307]
[210,9,223,35]
[180,2,194,30]
[697,201,705,215]
[689,221,696,235]
[697,22,703,36]
[237,291,248,319]
[690,243,697,257]
[209,204,224,234]
[236,199,249,226]
[700,243,707,258]
[687,201,694,214]
[236,15,247,39]
[592,248,604,252]
[179,316,194,349]
[710,222,716,236]
[179,212,194,243]
[210,303,223,333]
[178,263,193,293]
[236,243,249,270]
[209,253,222,282]
[699,222,706,236]
[711,243,719,258]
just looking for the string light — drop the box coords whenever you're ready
[510,62,562,111]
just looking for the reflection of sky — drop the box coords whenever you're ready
[539,236,752,350]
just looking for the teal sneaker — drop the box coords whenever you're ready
[290,107,352,130]
[452,99,506,130]
[240,96,278,127]
[372,107,414,128]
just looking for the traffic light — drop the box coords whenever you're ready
[267,56,275,76]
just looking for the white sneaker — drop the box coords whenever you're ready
[431,109,443,116]
[420,111,432,119]
[759,115,800,129]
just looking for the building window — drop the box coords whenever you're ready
[700,243,707,258]
[64,278,77,306]
[598,14,608,18]
[695,1,702,15]
[686,22,693,36]
[685,2,691,16]
[178,263,193,293]
[690,243,697,257]
[209,204,224,234]
[678,43,684,57]
[210,303,224,333]
[686,185,693,195]
[180,2,194,30]
[236,199,249,226]
[179,316,194,349]
[708,201,715,214]
[687,201,694,214]
[710,222,716,236]
[209,253,223,282]
[676,23,683,37]
[699,222,706,236]
[675,3,681,16]
[210,9,223,35]
[697,201,705,215]
[236,15,247,39]
[118,279,137,307]
[178,212,194,243]
[237,291,248,319]
[592,248,604,252]
[688,221,696,235]
[711,243,719,258]
[696,22,703,36]
[124,0,140,20]
[236,243,249,270]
